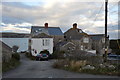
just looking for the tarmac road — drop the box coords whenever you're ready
[2,54,119,78]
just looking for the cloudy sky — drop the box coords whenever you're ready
[1,0,119,39]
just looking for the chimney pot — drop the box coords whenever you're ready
[45,23,48,28]
[73,23,77,29]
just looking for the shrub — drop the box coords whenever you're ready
[52,51,65,59]
[53,59,70,68]
[12,53,20,61]
[53,59,87,72]
[2,57,20,72]
[12,45,19,53]
[87,56,103,65]
[69,60,87,71]
[25,52,36,60]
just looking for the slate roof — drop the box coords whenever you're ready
[31,26,63,36]
[56,41,75,47]
[32,33,53,38]
[0,32,30,38]
[89,34,105,41]
[70,33,84,40]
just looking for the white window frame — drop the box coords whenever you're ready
[102,38,105,43]
[81,45,83,50]
[42,39,50,46]
[79,30,82,33]
[83,37,89,43]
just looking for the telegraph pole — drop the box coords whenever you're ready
[104,0,108,62]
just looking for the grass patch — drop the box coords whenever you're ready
[2,58,20,72]
[53,59,120,76]
[25,52,36,60]
[80,68,120,76]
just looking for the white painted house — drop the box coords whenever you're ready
[29,33,53,56]
[0,33,30,52]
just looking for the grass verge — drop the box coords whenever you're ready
[2,58,20,72]
[25,52,36,60]
[53,59,120,76]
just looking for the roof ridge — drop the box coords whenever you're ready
[31,26,60,28]
[89,34,104,35]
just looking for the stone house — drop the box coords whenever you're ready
[56,41,76,53]
[61,23,109,55]
[89,34,109,55]
[31,23,64,50]
[64,23,92,51]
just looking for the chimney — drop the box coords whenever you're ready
[44,23,48,28]
[73,23,77,29]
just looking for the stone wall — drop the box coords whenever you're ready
[0,41,12,62]
[52,35,64,47]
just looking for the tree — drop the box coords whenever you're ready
[12,45,19,53]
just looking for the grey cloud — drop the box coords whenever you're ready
[1,2,118,39]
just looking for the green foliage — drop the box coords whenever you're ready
[110,39,120,55]
[12,45,19,53]
[110,39,120,49]
[25,52,36,60]
[53,59,120,76]
[52,51,65,59]
[81,68,119,76]
[12,53,20,61]
[53,59,87,71]
[112,49,120,55]
[2,56,20,72]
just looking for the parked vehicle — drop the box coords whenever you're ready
[36,53,49,61]
[107,54,120,60]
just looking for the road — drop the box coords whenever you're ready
[2,54,119,78]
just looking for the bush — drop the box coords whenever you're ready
[12,45,19,53]
[25,52,36,60]
[12,53,20,61]
[53,59,87,72]
[53,59,120,76]
[52,51,65,59]
[112,49,120,55]
[2,57,20,72]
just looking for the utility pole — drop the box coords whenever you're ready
[104,0,108,62]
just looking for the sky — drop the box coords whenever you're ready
[1,0,119,39]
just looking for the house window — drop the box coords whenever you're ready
[81,45,83,50]
[102,38,105,43]
[42,39,50,46]
[64,36,66,38]
[79,30,83,33]
[46,39,50,46]
[83,37,89,43]
[42,39,44,46]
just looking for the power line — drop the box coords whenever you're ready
[80,1,104,32]
[90,1,104,27]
